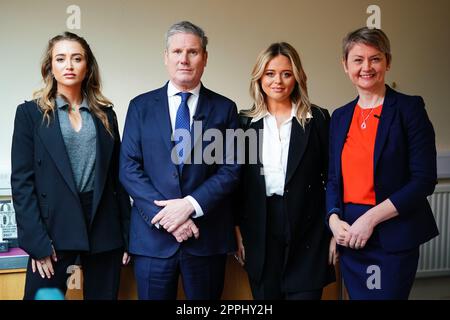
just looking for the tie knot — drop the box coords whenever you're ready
[178,92,192,102]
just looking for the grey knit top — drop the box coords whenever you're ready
[56,96,96,193]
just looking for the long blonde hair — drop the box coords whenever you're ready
[245,42,312,128]
[33,32,113,135]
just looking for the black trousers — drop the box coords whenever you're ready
[23,191,123,300]
[249,195,322,300]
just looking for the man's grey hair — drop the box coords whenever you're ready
[165,21,208,51]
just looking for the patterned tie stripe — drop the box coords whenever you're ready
[174,92,192,165]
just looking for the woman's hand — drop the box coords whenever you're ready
[234,226,245,266]
[31,246,57,279]
[328,237,339,266]
[347,199,398,249]
[328,214,351,247]
[347,212,375,249]
[122,252,131,266]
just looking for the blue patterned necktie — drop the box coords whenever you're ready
[174,92,192,166]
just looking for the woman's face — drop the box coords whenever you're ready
[51,40,87,90]
[343,43,389,92]
[261,54,296,104]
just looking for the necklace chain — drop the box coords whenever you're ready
[360,107,376,129]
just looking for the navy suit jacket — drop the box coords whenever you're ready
[119,83,240,258]
[326,86,439,252]
[11,101,130,259]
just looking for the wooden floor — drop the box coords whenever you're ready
[1,255,340,300]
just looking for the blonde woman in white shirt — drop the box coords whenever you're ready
[235,42,337,300]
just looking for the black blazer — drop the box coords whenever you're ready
[237,105,335,291]
[11,100,130,259]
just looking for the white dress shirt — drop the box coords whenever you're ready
[167,81,204,218]
[252,104,312,197]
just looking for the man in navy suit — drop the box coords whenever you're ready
[119,21,240,300]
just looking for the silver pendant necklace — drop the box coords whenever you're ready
[360,107,375,129]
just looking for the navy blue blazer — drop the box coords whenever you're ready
[119,83,240,258]
[326,86,439,252]
[11,101,130,259]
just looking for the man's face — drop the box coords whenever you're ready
[165,32,208,91]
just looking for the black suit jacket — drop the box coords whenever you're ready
[11,100,130,259]
[238,105,335,291]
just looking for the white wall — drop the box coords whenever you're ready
[1,0,449,178]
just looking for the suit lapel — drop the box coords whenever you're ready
[91,113,114,223]
[374,86,397,171]
[185,85,213,165]
[152,84,213,176]
[335,100,357,182]
[37,111,79,198]
[249,119,266,193]
[153,85,175,154]
[285,119,311,185]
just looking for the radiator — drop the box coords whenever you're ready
[416,183,450,278]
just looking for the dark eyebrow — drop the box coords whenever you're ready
[350,53,382,58]
[54,53,83,57]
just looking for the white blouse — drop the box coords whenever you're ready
[252,104,312,196]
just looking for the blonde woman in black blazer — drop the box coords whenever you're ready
[11,32,130,299]
[235,42,336,300]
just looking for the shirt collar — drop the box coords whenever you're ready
[251,103,307,123]
[55,95,89,111]
[167,81,201,98]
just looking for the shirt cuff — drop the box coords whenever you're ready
[325,208,342,229]
[185,195,204,218]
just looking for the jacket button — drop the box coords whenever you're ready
[284,189,289,193]
[37,159,42,166]
[41,193,47,198]
[173,172,178,178]
[306,245,310,249]
[113,191,117,196]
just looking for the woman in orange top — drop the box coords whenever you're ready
[326,27,438,299]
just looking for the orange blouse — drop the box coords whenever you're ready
[342,104,383,205]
